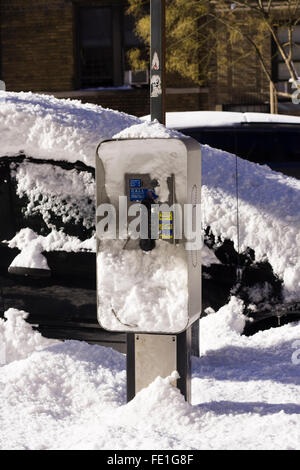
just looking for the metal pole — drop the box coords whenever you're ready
[270,81,275,114]
[127,1,191,403]
[150,0,166,124]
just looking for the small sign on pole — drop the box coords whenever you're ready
[150,0,166,125]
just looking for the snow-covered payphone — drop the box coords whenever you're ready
[96,137,201,401]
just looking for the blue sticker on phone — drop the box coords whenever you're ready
[130,179,142,188]
[130,188,148,201]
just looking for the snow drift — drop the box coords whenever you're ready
[0,309,57,364]
[0,90,140,166]
[1,306,300,450]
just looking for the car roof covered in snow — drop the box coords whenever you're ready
[142,111,300,129]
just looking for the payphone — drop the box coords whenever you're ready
[96,137,201,401]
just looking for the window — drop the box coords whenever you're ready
[123,14,145,70]
[77,6,145,89]
[78,7,114,88]
[275,25,300,82]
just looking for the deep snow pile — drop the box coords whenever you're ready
[0,91,299,299]
[0,91,140,166]
[6,228,95,270]
[97,240,188,332]
[1,306,300,450]
[201,145,300,300]
[0,309,57,364]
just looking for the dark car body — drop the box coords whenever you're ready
[0,155,126,352]
[178,123,300,179]
[164,111,300,179]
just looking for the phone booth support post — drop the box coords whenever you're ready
[126,326,192,402]
[96,137,201,403]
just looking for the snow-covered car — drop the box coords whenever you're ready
[0,92,141,352]
[0,155,116,348]
[144,111,300,179]
[0,94,300,348]
[0,150,294,343]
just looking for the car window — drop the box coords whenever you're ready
[235,129,299,164]
[180,126,300,168]
[2,156,96,242]
[180,128,235,156]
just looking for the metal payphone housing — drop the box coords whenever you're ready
[96,137,201,335]
[96,137,201,400]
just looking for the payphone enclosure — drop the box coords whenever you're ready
[96,137,201,335]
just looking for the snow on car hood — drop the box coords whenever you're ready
[0,91,141,166]
[0,91,299,300]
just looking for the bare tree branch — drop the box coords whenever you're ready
[208,10,273,84]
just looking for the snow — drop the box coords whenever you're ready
[96,138,194,333]
[1,305,300,450]
[0,91,140,167]
[242,282,274,304]
[201,245,220,266]
[0,309,58,364]
[1,91,300,448]
[98,137,187,205]
[114,118,182,139]
[142,111,245,128]
[108,122,300,301]
[97,241,188,333]
[201,144,300,300]
[199,296,246,354]
[5,227,49,270]
[0,91,299,297]
[9,242,50,271]
[142,110,300,128]
[6,227,95,254]
[5,228,95,270]
[12,160,95,230]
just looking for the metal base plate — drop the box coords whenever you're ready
[134,334,177,394]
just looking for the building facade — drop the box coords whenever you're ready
[0,0,298,116]
[0,0,207,116]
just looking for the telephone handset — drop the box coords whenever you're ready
[139,189,157,252]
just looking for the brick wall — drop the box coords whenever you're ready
[208,22,271,109]
[44,87,210,118]
[48,88,150,117]
[166,89,209,112]
[0,0,75,92]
